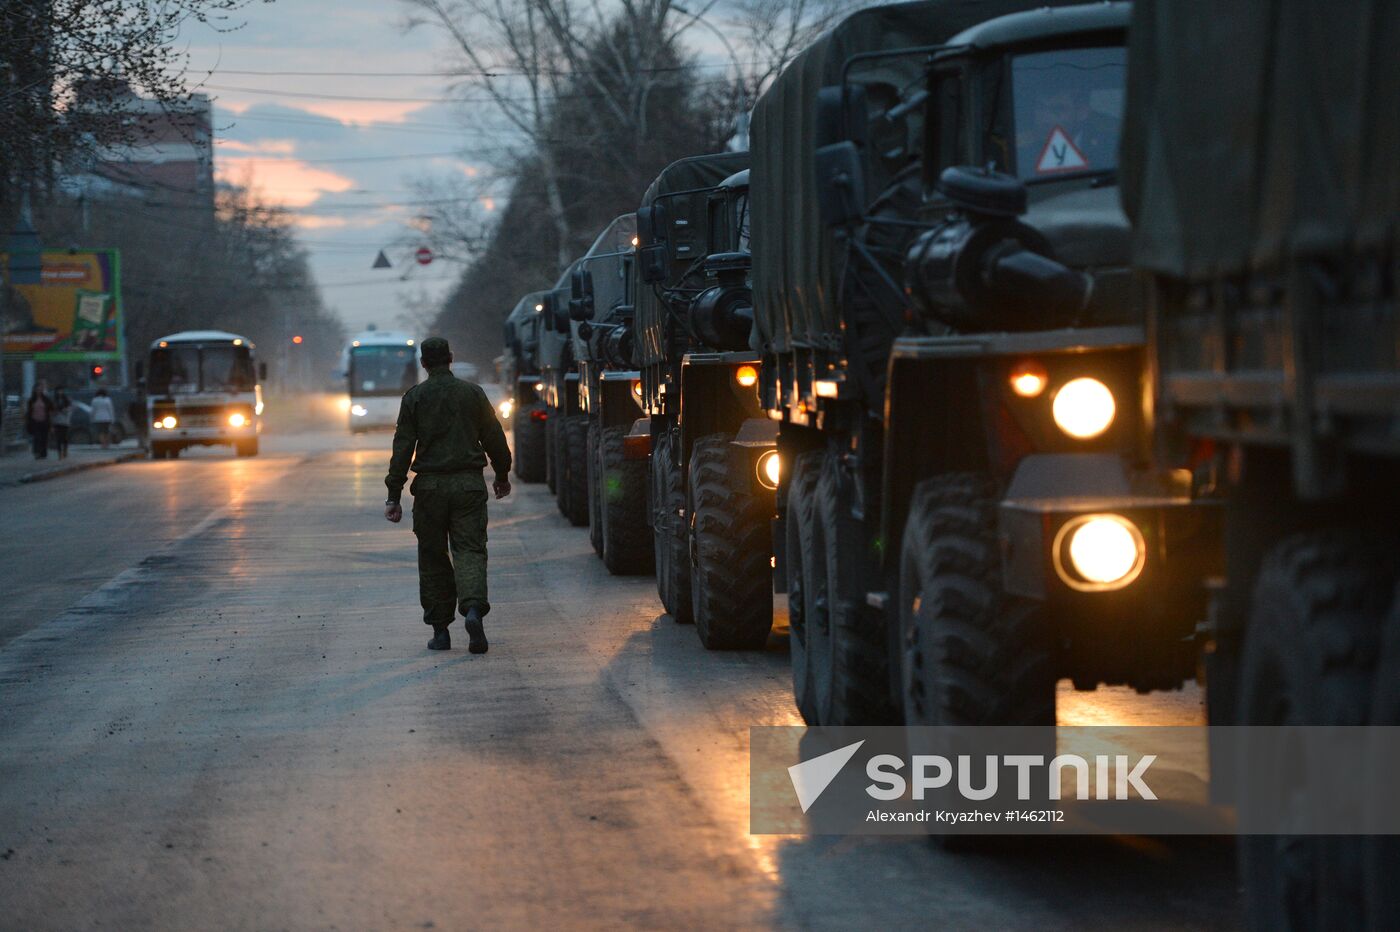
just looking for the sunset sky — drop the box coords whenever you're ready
[182,1,497,340]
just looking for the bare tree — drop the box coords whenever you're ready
[0,0,261,217]
[721,0,847,101]
[401,0,577,267]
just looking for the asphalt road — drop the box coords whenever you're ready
[0,426,1240,929]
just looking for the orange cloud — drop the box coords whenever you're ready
[216,156,356,208]
[216,138,297,155]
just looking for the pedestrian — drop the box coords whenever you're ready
[51,387,72,459]
[384,337,512,653]
[90,388,116,449]
[24,380,53,460]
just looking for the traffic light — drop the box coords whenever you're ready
[292,335,303,344]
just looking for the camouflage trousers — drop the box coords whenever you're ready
[411,471,490,625]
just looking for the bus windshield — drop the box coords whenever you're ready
[149,344,256,394]
[350,345,418,396]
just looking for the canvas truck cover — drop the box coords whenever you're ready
[751,0,1051,352]
[571,213,637,362]
[635,151,750,369]
[1121,0,1400,279]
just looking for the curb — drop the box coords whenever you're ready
[11,450,145,487]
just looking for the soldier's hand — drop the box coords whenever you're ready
[384,502,403,523]
[493,476,511,500]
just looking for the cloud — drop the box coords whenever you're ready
[216,157,357,208]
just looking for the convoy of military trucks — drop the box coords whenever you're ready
[491,0,1397,925]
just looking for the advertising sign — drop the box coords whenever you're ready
[1,249,123,360]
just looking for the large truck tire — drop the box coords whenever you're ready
[587,421,604,556]
[513,404,547,483]
[598,425,654,575]
[898,473,1053,726]
[688,433,773,650]
[557,414,590,527]
[787,451,825,724]
[545,408,559,493]
[652,428,692,623]
[1367,593,1400,927]
[1238,530,1397,932]
[815,453,899,724]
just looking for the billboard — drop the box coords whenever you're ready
[1,249,123,360]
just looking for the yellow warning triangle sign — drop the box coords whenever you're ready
[1034,126,1089,175]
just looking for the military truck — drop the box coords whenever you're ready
[1122,1,1399,924]
[754,0,1220,725]
[501,291,549,483]
[536,259,589,525]
[565,214,655,574]
[632,152,780,649]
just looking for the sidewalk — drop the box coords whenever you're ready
[0,440,144,488]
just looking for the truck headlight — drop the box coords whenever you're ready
[228,412,247,428]
[756,450,780,490]
[161,415,177,429]
[351,404,368,417]
[1052,377,1115,439]
[1053,514,1145,591]
[498,399,514,419]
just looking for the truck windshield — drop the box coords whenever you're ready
[350,345,418,396]
[148,344,256,394]
[1008,46,1125,181]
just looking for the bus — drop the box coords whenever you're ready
[339,329,419,432]
[144,330,266,459]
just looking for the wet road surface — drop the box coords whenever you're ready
[0,428,1240,929]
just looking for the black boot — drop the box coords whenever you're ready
[427,626,451,650]
[463,609,488,655]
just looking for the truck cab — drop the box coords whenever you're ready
[146,330,265,458]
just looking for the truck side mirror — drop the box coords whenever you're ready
[816,84,868,148]
[569,267,595,321]
[259,361,269,380]
[541,298,555,331]
[636,206,654,246]
[815,141,868,228]
[639,244,668,284]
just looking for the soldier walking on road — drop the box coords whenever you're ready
[384,337,512,653]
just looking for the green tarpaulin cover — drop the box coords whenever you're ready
[750,0,1047,352]
[1121,0,1400,279]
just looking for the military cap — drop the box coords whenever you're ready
[420,336,452,364]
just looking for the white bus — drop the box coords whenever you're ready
[144,330,265,459]
[339,329,420,432]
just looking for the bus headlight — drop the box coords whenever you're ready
[161,415,178,429]
[228,412,247,428]
[351,404,368,417]
[1051,377,1115,439]
[1053,514,1145,591]
[756,450,780,490]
